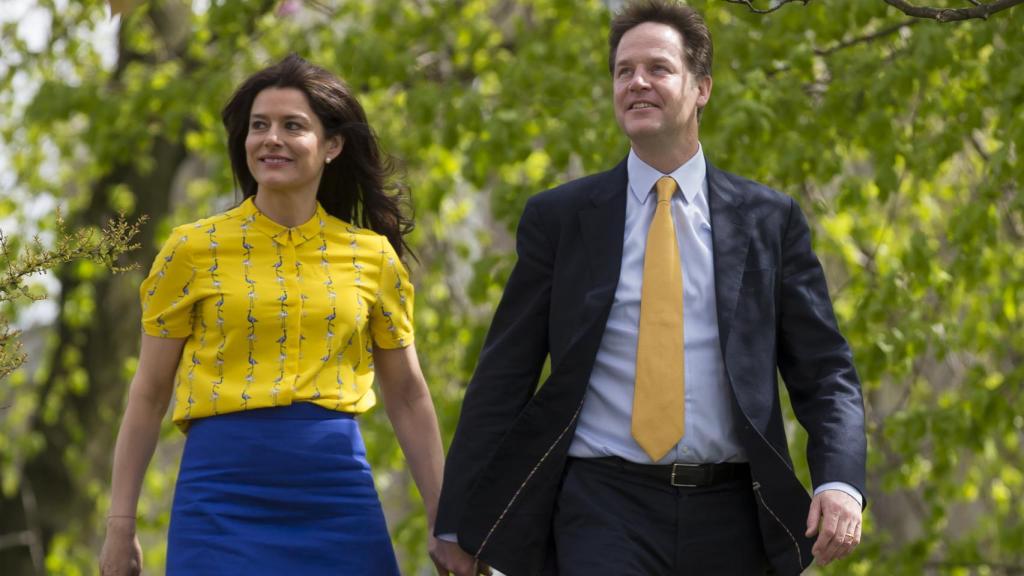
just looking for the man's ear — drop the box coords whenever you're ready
[696,75,712,108]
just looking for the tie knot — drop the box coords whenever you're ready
[655,176,677,204]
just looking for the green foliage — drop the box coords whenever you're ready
[701,3,1024,573]
[0,0,1021,574]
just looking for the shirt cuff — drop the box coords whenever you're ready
[438,533,458,543]
[814,482,864,508]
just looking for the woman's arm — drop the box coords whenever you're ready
[100,334,185,576]
[373,343,479,575]
[373,343,443,529]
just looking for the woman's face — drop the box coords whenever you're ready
[245,87,342,198]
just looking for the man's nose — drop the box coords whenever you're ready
[629,70,651,90]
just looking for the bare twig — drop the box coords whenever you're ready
[722,0,812,15]
[968,132,992,162]
[21,480,44,573]
[815,19,922,56]
[923,561,1024,574]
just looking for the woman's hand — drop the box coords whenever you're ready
[430,535,488,576]
[102,335,184,575]
[374,345,487,575]
[99,518,143,576]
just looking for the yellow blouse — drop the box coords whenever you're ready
[140,197,414,428]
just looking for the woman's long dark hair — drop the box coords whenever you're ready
[221,54,414,259]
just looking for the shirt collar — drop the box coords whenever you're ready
[238,196,326,245]
[627,142,707,205]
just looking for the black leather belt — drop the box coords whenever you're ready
[580,457,750,487]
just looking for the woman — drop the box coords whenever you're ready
[99,55,473,575]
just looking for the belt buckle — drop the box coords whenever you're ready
[670,463,700,487]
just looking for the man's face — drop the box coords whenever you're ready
[613,22,710,147]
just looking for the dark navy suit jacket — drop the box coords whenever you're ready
[436,159,867,576]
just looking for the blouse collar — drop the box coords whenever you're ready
[238,196,327,246]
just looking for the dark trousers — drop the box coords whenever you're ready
[553,458,770,576]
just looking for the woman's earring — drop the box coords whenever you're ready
[325,156,332,164]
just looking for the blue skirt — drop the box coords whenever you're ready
[167,403,400,575]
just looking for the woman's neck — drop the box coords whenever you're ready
[252,189,318,228]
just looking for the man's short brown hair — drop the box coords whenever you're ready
[608,0,713,80]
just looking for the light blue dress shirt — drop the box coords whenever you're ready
[568,146,862,505]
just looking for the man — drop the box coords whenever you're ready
[432,1,866,574]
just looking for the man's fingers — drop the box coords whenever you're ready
[812,506,842,564]
[827,523,856,564]
[809,491,865,566]
[823,517,852,563]
[840,521,862,556]
[819,511,863,564]
[814,509,840,552]
[805,495,822,537]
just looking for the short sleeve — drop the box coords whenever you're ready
[370,236,415,348]
[139,226,200,338]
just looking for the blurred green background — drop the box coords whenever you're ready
[1,0,1022,574]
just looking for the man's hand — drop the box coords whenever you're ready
[805,489,862,566]
[429,536,489,576]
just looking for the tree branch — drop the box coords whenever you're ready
[725,0,1023,21]
[0,531,35,552]
[881,0,1024,21]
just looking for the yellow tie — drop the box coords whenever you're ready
[632,176,685,461]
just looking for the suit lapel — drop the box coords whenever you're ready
[708,162,751,352]
[579,160,628,295]
[573,160,628,344]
